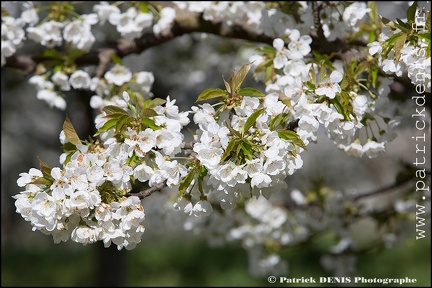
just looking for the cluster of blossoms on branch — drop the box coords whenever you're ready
[4,0,430,277]
[14,92,190,250]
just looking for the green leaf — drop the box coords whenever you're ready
[139,2,150,13]
[102,105,129,116]
[396,18,411,30]
[40,49,63,59]
[242,108,266,134]
[143,98,167,109]
[387,32,403,46]
[269,112,289,130]
[235,140,242,159]
[368,1,377,23]
[196,88,227,102]
[103,112,132,120]
[63,116,81,146]
[331,97,349,121]
[370,63,379,88]
[197,165,208,195]
[277,129,307,150]
[178,169,195,198]
[31,177,53,186]
[221,139,237,162]
[37,157,53,180]
[407,1,418,22]
[228,71,235,94]
[140,108,158,118]
[265,64,274,83]
[222,75,231,94]
[115,115,131,134]
[419,32,431,41]
[319,65,327,82]
[381,16,392,25]
[237,87,265,97]
[394,33,407,61]
[142,118,161,130]
[111,53,123,65]
[312,50,324,61]
[368,31,376,43]
[94,118,118,136]
[257,45,276,55]
[68,49,86,62]
[240,141,253,160]
[61,142,77,152]
[233,63,252,92]
[254,58,272,75]
[354,60,370,77]
[128,102,138,116]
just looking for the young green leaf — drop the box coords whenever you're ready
[233,63,252,92]
[146,98,167,108]
[196,88,227,102]
[140,108,158,118]
[63,116,81,146]
[103,112,132,120]
[222,75,231,94]
[240,141,253,160]
[178,169,195,198]
[94,118,118,136]
[37,157,52,179]
[370,63,379,88]
[115,114,132,134]
[221,139,237,162]
[32,177,53,186]
[394,33,407,61]
[277,129,307,150]
[269,112,289,130]
[142,118,161,130]
[102,105,129,116]
[238,87,265,97]
[406,1,418,22]
[257,46,276,55]
[354,60,370,77]
[242,108,266,134]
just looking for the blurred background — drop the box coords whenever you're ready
[1,1,431,286]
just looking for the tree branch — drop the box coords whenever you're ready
[125,181,167,200]
[309,1,349,55]
[4,6,358,75]
[4,54,38,75]
[354,170,431,202]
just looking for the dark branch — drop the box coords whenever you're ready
[309,1,357,56]
[352,171,431,202]
[125,181,167,200]
[4,55,37,75]
[4,6,357,75]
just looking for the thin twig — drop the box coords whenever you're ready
[353,171,431,202]
[126,181,167,199]
[95,49,116,78]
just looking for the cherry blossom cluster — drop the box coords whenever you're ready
[1,2,176,62]
[250,29,398,158]
[172,2,372,41]
[176,181,426,277]
[179,93,304,212]
[1,2,36,65]
[368,5,431,92]
[179,195,293,276]
[13,92,190,250]
[14,161,146,250]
